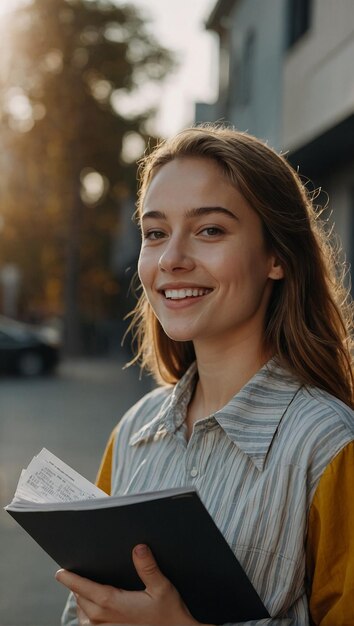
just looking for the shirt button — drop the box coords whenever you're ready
[190,467,198,477]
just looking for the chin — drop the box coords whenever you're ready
[162,327,195,343]
[165,333,195,343]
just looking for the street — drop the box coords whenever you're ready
[0,357,152,626]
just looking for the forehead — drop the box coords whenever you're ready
[142,157,235,211]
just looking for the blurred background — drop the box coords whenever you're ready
[0,0,354,624]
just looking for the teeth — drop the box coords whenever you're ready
[164,288,210,299]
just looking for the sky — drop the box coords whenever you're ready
[0,0,219,138]
[129,0,218,136]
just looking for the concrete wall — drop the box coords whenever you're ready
[226,0,286,148]
[322,160,354,267]
[196,0,287,149]
[282,0,354,151]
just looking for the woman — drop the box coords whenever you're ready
[58,126,354,625]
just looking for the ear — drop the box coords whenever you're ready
[268,256,284,280]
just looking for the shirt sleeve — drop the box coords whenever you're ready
[60,592,78,626]
[306,440,354,625]
[95,426,118,494]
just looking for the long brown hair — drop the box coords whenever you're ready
[127,125,354,407]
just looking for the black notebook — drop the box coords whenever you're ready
[5,449,269,624]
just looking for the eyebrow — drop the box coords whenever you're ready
[141,206,239,222]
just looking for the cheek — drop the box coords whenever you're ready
[221,249,270,293]
[137,249,155,291]
[137,250,146,286]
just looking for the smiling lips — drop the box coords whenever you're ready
[163,288,212,300]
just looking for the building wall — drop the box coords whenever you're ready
[226,0,286,148]
[196,0,287,149]
[282,0,354,151]
[282,0,354,274]
[322,160,354,273]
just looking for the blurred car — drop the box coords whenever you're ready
[0,316,61,376]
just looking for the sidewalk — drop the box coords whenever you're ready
[0,356,152,626]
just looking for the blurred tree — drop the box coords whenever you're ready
[0,0,173,353]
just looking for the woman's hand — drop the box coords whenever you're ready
[55,543,204,626]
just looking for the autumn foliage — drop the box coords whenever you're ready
[0,0,173,353]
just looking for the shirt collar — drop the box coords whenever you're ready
[129,362,197,446]
[129,359,302,471]
[214,361,301,470]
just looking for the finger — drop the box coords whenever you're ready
[132,544,170,592]
[55,569,110,603]
[76,594,106,624]
[77,605,92,626]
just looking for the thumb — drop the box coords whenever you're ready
[132,544,167,590]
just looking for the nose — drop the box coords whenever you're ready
[158,235,195,272]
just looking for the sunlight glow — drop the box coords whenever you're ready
[0,0,31,18]
[121,131,146,164]
[4,88,34,132]
[0,0,218,138]
[80,169,108,205]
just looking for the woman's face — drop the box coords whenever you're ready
[138,157,283,352]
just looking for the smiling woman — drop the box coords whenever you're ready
[61,125,354,626]
[138,157,282,353]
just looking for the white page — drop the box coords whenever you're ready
[13,470,49,504]
[13,448,107,504]
[6,486,195,512]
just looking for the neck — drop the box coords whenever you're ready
[189,335,271,423]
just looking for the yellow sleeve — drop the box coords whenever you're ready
[95,427,118,495]
[306,440,354,625]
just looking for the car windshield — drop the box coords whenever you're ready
[0,317,32,341]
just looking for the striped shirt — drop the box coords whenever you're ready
[62,359,354,625]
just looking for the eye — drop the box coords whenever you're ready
[143,229,166,240]
[199,226,224,237]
